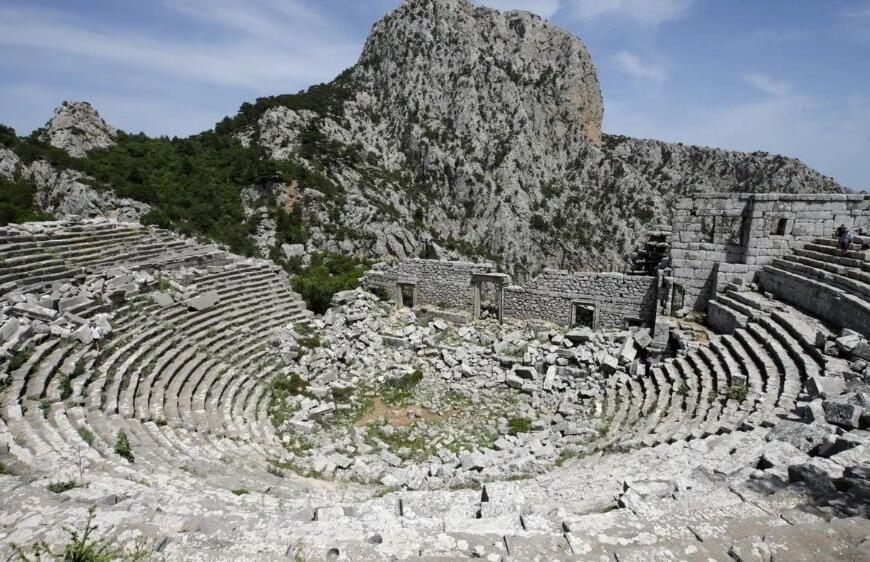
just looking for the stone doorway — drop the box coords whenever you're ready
[572,302,597,329]
[471,273,510,322]
[397,283,417,309]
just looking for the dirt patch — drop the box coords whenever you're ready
[356,396,445,428]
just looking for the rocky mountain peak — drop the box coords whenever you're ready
[358,0,604,146]
[41,101,118,158]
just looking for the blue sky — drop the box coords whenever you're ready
[1,0,868,189]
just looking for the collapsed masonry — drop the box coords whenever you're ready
[364,193,870,337]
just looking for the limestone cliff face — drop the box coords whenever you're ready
[244,0,840,276]
[39,101,118,158]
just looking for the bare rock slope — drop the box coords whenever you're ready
[241,0,841,275]
[1,0,842,274]
[39,101,118,158]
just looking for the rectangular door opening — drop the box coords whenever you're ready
[573,303,596,329]
[398,283,416,308]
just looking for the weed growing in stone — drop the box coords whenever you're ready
[508,417,531,435]
[726,384,749,402]
[115,431,134,463]
[381,369,424,405]
[59,375,73,400]
[48,480,81,494]
[77,427,95,447]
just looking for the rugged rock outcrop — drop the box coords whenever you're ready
[0,147,149,222]
[39,101,117,158]
[0,0,843,274]
[241,0,841,276]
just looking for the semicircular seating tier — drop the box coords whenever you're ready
[0,220,867,561]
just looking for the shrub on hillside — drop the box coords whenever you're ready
[291,253,370,314]
[0,176,52,226]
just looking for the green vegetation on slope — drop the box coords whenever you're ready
[0,175,52,226]
[291,252,370,314]
[0,71,358,255]
[215,68,355,135]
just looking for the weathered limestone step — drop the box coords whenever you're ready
[707,299,748,334]
[776,256,870,300]
[761,265,870,336]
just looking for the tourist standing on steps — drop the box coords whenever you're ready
[836,224,854,256]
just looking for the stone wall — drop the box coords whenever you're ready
[364,260,658,329]
[504,271,658,328]
[671,193,870,310]
[362,259,497,310]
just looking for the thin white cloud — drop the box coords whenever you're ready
[0,4,360,91]
[476,0,561,18]
[743,72,791,97]
[569,0,694,26]
[843,4,870,18]
[611,51,666,82]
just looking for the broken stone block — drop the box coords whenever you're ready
[633,328,653,349]
[330,453,353,470]
[767,420,833,454]
[565,328,593,344]
[72,325,94,345]
[505,375,524,389]
[186,290,220,311]
[0,317,20,342]
[380,451,402,467]
[308,403,336,417]
[823,400,864,429]
[852,342,870,362]
[12,302,57,321]
[836,334,862,354]
[600,355,619,375]
[58,295,92,313]
[289,420,316,434]
[513,365,537,380]
[151,292,174,307]
[806,375,847,399]
[796,399,827,424]
[618,339,637,364]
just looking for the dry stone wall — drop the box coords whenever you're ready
[363,259,497,309]
[364,260,658,329]
[671,193,870,310]
[504,271,657,329]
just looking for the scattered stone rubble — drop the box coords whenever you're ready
[270,289,697,488]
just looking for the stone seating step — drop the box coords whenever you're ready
[745,322,802,404]
[707,299,748,334]
[25,341,77,402]
[785,253,870,287]
[803,242,868,261]
[108,289,298,415]
[776,256,870,301]
[760,265,870,336]
[720,335,762,398]
[756,315,822,380]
